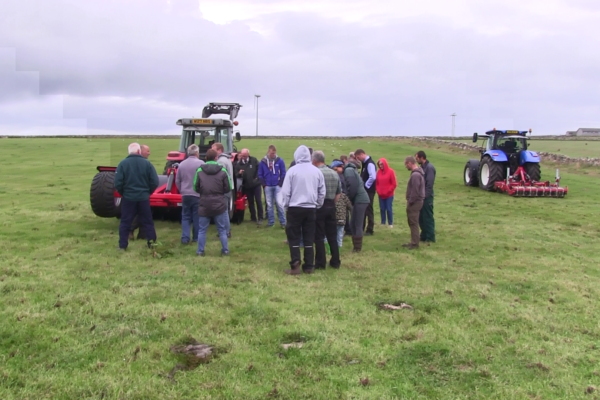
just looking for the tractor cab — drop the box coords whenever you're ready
[473,129,532,175]
[163,102,242,174]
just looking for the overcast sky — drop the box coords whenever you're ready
[1,0,599,137]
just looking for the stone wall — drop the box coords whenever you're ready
[417,137,600,167]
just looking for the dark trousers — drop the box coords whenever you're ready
[315,200,340,268]
[285,207,316,270]
[119,199,156,249]
[344,209,352,234]
[406,200,424,246]
[363,191,375,233]
[244,185,263,221]
[419,196,435,242]
[352,203,368,238]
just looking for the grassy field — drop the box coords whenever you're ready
[450,138,600,158]
[1,137,600,399]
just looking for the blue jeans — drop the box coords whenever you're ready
[336,225,344,248]
[379,196,394,225]
[264,186,286,226]
[197,211,229,254]
[181,196,199,243]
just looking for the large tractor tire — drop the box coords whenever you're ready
[90,171,121,218]
[478,156,505,191]
[524,162,541,182]
[464,159,480,187]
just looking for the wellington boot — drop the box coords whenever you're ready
[352,236,362,253]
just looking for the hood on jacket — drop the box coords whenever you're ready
[261,155,280,163]
[200,162,224,175]
[293,145,311,165]
[411,167,424,176]
[377,158,390,173]
[345,161,358,171]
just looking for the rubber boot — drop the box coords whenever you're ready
[352,236,362,253]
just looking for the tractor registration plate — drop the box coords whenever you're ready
[192,119,212,124]
[506,130,519,134]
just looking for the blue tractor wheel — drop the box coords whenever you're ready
[478,156,505,191]
[464,160,479,187]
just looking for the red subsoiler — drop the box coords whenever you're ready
[494,166,568,198]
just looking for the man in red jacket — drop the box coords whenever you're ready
[375,158,397,228]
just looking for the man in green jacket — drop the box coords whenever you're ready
[342,158,370,252]
[114,142,159,250]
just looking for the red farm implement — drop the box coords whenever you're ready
[494,165,568,198]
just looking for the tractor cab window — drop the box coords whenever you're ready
[179,126,233,154]
[215,127,232,153]
[196,129,216,154]
[495,136,527,153]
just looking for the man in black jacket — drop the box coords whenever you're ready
[354,148,377,235]
[114,142,159,251]
[416,150,436,243]
[195,149,232,256]
[235,148,263,224]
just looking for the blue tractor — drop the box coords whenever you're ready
[464,129,541,191]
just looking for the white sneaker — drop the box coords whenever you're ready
[389,225,393,228]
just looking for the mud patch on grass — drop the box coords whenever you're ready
[165,336,225,382]
[376,300,414,312]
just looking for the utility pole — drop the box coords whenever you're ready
[451,113,456,137]
[254,94,261,137]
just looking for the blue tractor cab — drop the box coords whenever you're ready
[464,129,541,191]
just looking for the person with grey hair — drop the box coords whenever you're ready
[312,150,341,269]
[403,156,425,250]
[115,142,159,251]
[175,144,205,244]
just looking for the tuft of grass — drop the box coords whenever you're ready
[0,138,599,399]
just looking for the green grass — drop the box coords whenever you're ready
[451,138,600,158]
[1,137,600,399]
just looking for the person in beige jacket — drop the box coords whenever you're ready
[403,156,425,250]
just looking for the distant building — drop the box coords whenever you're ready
[565,128,600,137]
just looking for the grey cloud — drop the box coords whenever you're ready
[0,0,599,136]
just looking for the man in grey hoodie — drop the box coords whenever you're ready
[280,145,326,275]
[403,156,425,250]
[175,144,205,244]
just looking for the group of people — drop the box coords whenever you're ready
[113,142,437,273]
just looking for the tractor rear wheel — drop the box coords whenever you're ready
[478,157,505,191]
[464,160,479,187]
[90,171,121,218]
[524,163,541,181]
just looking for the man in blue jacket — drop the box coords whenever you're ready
[114,142,159,250]
[258,144,287,228]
